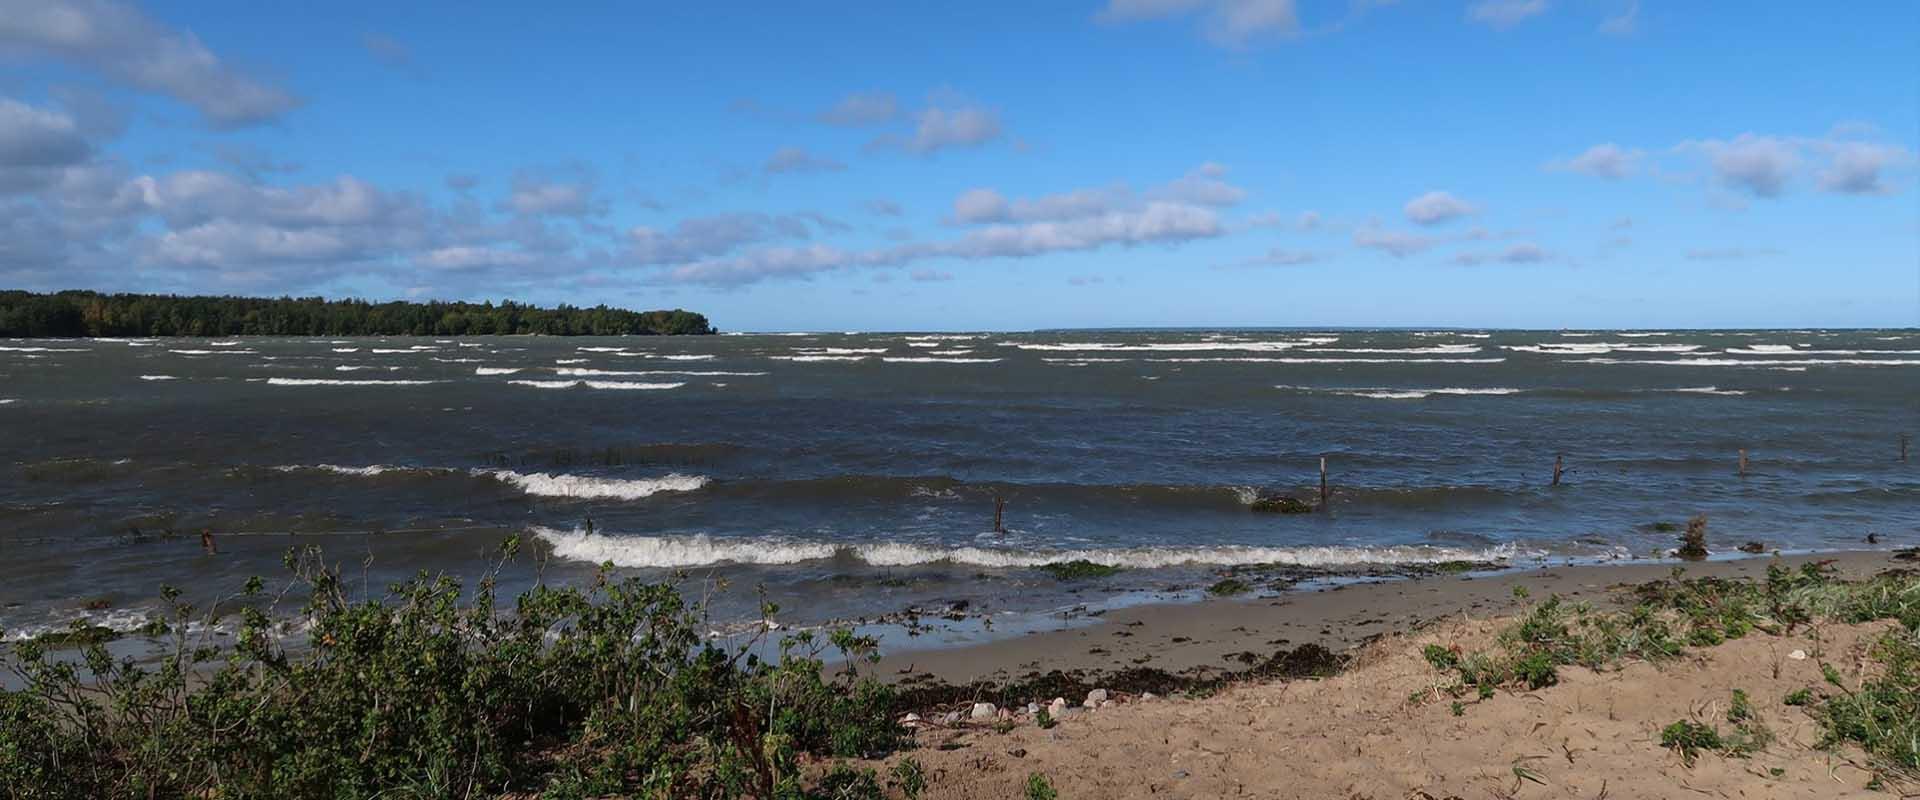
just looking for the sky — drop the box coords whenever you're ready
[0,1,1915,331]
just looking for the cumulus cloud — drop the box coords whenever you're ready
[951,164,1243,225]
[501,168,604,217]
[1688,134,1799,197]
[1467,0,1548,29]
[763,146,846,174]
[1216,248,1318,268]
[652,169,1241,287]
[1553,143,1643,179]
[1453,242,1548,265]
[0,0,300,128]
[627,212,829,265]
[1403,191,1477,225]
[1098,0,1300,48]
[1352,227,1434,257]
[0,98,92,188]
[817,91,899,126]
[890,104,1003,155]
[1817,141,1904,195]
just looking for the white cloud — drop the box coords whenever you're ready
[1467,0,1548,29]
[817,91,899,126]
[1217,248,1318,268]
[628,212,819,265]
[1454,242,1548,265]
[0,0,300,128]
[1403,191,1477,225]
[1555,143,1643,179]
[1098,0,1300,48]
[501,169,603,217]
[1817,141,1903,195]
[901,105,1003,154]
[951,164,1243,226]
[1353,227,1434,257]
[0,98,91,169]
[1690,134,1799,197]
[763,146,846,174]
[1598,0,1637,35]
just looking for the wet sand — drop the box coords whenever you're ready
[874,550,1906,684]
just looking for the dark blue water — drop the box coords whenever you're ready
[2,329,1916,644]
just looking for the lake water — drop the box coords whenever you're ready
[2,329,1915,647]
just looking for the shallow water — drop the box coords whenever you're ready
[2,329,1916,644]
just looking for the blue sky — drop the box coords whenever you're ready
[1,1,1915,330]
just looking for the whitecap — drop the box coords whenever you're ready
[265,378,440,386]
[881,357,1003,364]
[475,367,523,375]
[138,375,177,381]
[489,471,708,500]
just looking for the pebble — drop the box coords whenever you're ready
[1788,649,1808,660]
[1084,688,1109,707]
[1140,692,1157,702]
[939,712,961,725]
[1026,702,1041,715]
[1047,698,1069,718]
[971,702,998,720]
[902,713,921,724]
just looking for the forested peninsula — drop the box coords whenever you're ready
[0,290,715,337]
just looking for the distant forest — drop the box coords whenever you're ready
[0,290,716,337]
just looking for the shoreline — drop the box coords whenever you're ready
[870,549,1911,685]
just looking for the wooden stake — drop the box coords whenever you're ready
[1738,448,1748,477]
[1318,456,1329,510]
[993,495,1006,534]
[1551,453,1564,487]
[1902,433,1910,464]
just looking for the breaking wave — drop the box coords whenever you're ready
[508,379,684,390]
[265,378,441,386]
[531,527,1525,569]
[487,471,710,500]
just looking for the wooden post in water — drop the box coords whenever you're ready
[993,495,1006,534]
[1738,448,1748,478]
[1552,454,1564,487]
[1318,456,1330,511]
[1902,434,1910,464]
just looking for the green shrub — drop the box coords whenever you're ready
[0,541,906,799]
[1025,772,1060,800]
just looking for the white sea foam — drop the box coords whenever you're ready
[1505,343,1699,354]
[0,398,15,405]
[1302,345,1482,355]
[335,365,401,372]
[1005,340,1332,352]
[555,358,589,364]
[508,379,683,390]
[576,346,631,353]
[169,349,255,355]
[555,368,765,377]
[138,375,177,381]
[273,464,406,477]
[532,528,1523,569]
[796,347,888,355]
[265,378,440,386]
[331,348,360,353]
[926,349,975,356]
[370,348,419,354]
[475,367,523,375]
[1275,385,1522,399]
[881,357,1003,364]
[1147,357,1506,364]
[1668,386,1748,396]
[491,471,708,500]
[1574,357,1920,367]
[654,354,715,361]
[771,355,868,362]
[431,357,484,363]
[0,345,88,352]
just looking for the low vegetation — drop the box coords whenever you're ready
[1037,560,1123,580]
[0,289,715,337]
[1418,561,1920,782]
[0,539,903,798]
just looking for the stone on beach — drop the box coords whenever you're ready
[970,702,998,720]
[1084,688,1109,707]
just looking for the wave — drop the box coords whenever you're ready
[555,368,766,377]
[270,464,711,500]
[1145,357,1506,364]
[796,347,888,355]
[0,345,88,352]
[138,375,177,381]
[1302,345,1483,355]
[925,349,975,356]
[1004,340,1334,352]
[488,471,709,500]
[1573,357,1920,367]
[169,349,255,355]
[555,358,589,364]
[532,527,1523,570]
[1505,343,1700,354]
[335,365,400,372]
[1275,385,1521,399]
[507,379,684,390]
[431,357,483,363]
[369,348,420,354]
[1668,386,1747,396]
[0,398,15,405]
[771,355,868,362]
[881,357,1003,364]
[265,378,440,386]
[475,367,523,375]
[654,354,715,361]
[576,346,631,352]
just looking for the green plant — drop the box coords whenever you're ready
[1422,643,1460,670]
[1035,708,1056,729]
[1811,629,1920,779]
[1661,720,1724,766]
[1207,578,1251,596]
[891,757,928,799]
[1728,689,1753,722]
[1784,688,1813,706]
[1025,772,1060,800]
[1037,560,1122,580]
[0,541,907,799]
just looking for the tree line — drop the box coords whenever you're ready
[0,290,716,337]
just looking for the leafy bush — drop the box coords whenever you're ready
[0,541,905,798]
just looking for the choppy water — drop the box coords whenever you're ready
[2,329,1916,646]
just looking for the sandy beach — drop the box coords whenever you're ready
[865,550,1915,798]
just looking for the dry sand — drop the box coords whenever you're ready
[860,551,1913,798]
